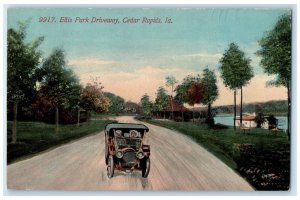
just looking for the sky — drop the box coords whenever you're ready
[7,7,291,106]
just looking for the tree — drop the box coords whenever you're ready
[187,81,203,123]
[174,83,186,121]
[165,75,178,120]
[267,115,278,129]
[201,68,219,125]
[175,75,201,122]
[154,86,169,118]
[104,92,125,115]
[255,112,267,128]
[80,79,111,120]
[219,43,253,129]
[7,22,44,143]
[39,48,82,132]
[175,75,201,103]
[140,94,152,116]
[256,13,291,140]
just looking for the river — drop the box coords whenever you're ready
[214,115,288,132]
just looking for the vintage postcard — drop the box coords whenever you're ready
[6,6,292,192]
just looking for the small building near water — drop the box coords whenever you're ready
[235,116,257,128]
[235,114,276,129]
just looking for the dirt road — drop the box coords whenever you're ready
[7,116,253,191]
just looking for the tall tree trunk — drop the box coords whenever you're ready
[77,109,80,127]
[287,82,291,141]
[171,87,174,120]
[240,86,243,127]
[234,90,236,130]
[181,111,184,122]
[208,103,211,118]
[198,111,201,126]
[55,106,59,132]
[171,97,174,120]
[192,105,195,123]
[87,111,91,123]
[12,102,18,144]
[164,111,166,119]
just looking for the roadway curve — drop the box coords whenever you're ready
[7,116,253,191]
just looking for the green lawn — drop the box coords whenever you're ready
[144,119,290,190]
[7,120,115,164]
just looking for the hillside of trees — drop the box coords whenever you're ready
[212,100,288,116]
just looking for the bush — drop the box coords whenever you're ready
[255,112,266,128]
[268,115,278,129]
[233,143,290,190]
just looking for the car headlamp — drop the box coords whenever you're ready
[116,150,123,158]
[136,151,144,159]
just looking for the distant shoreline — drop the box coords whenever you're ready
[215,113,288,117]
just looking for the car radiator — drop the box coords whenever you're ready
[123,151,136,163]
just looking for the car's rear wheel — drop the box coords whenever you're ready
[141,157,150,178]
[107,155,114,178]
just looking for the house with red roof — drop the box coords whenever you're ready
[235,115,257,128]
[154,96,189,121]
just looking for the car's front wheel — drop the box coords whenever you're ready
[105,143,109,165]
[141,157,150,178]
[107,155,114,178]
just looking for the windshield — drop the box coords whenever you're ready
[115,136,142,150]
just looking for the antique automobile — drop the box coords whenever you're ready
[105,123,150,178]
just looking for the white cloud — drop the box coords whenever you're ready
[135,66,187,75]
[68,57,116,66]
[183,52,223,59]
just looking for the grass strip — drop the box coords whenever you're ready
[7,120,116,164]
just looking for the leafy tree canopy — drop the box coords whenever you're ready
[256,13,291,87]
[219,43,253,90]
[201,68,219,105]
[174,74,201,104]
[165,75,178,88]
[80,81,111,113]
[187,81,203,106]
[140,93,152,115]
[7,21,44,103]
[39,48,82,109]
[154,86,169,112]
[104,92,125,114]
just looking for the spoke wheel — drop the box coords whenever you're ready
[105,143,109,165]
[141,157,150,178]
[107,155,114,178]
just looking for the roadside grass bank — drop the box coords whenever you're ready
[142,119,290,191]
[7,120,116,164]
